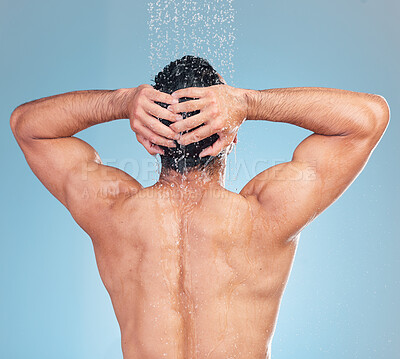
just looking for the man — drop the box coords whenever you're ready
[10,55,389,359]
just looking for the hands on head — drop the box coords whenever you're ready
[128,85,180,155]
[128,84,248,157]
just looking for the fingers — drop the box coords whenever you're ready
[177,125,215,146]
[172,87,208,99]
[167,98,206,114]
[199,138,227,157]
[146,100,182,123]
[134,123,176,148]
[200,131,236,157]
[131,107,179,140]
[148,87,178,105]
[170,112,206,133]
[136,134,164,155]
[145,116,180,140]
[132,85,183,153]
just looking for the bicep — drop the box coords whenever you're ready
[241,133,375,238]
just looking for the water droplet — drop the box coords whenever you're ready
[148,0,236,83]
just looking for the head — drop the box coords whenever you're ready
[153,55,226,174]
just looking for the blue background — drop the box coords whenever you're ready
[1,0,399,358]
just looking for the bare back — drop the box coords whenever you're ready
[90,184,297,359]
[11,84,388,359]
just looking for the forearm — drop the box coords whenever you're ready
[10,88,134,140]
[244,87,388,137]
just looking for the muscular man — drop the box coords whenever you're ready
[10,56,389,359]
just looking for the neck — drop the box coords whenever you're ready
[157,158,227,190]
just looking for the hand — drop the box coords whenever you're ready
[127,85,182,155]
[168,85,248,157]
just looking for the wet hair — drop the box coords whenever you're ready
[153,55,224,173]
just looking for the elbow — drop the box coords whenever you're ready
[367,94,390,135]
[358,94,390,142]
[10,106,23,136]
[10,105,30,142]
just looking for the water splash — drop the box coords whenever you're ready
[148,0,236,83]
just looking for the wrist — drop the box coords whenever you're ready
[240,88,262,121]
[113,87,137,119]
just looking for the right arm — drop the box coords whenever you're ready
[239,87,390,237]
[168,86,390,238]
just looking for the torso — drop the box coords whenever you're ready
[88,184,298,359]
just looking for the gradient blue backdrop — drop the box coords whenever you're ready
[1,0,398,358]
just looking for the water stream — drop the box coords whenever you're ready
[148,0,236,84]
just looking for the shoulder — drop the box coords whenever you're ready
[65,166,143,232]
[239,161,320,239]
[240,161,317,207]
[200,187,255,222]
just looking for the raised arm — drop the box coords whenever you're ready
[167,85,390,239]
[240,87,389,237]
[10,85,179,229]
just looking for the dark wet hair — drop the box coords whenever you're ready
[153,55,224,173]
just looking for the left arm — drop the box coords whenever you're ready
[10,86,178,229]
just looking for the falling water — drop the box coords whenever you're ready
[148,0,236,83]
[146,3,239,357]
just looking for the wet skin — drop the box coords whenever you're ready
[10,86,389,359]
[88,175,297,359]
